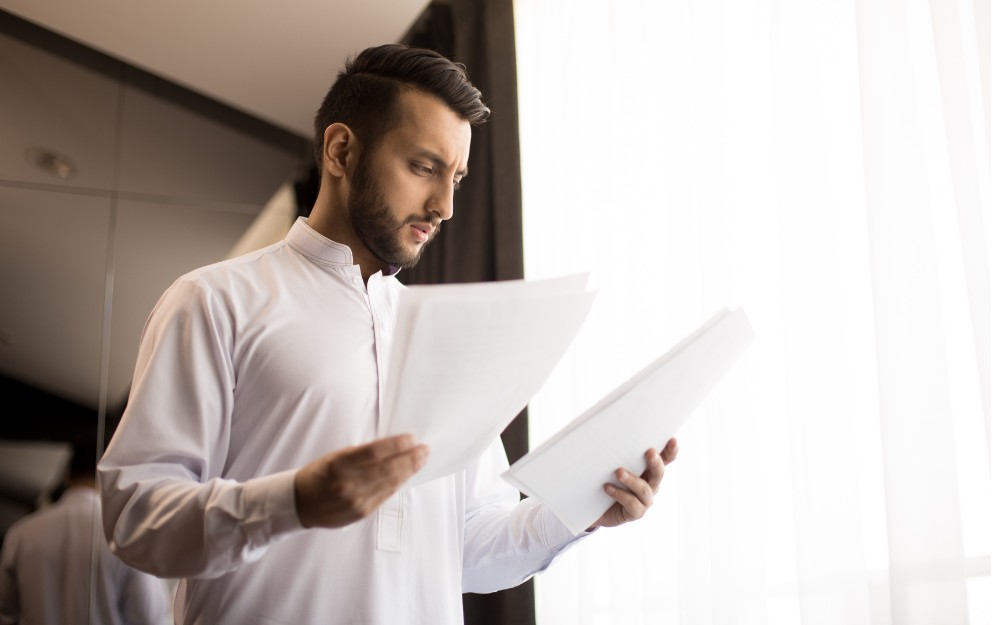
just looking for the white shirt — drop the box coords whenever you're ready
[0,486,171,625]
[98,217,587,625]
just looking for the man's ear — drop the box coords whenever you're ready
[322,123,354,178]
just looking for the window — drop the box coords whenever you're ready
[514,1,992,623]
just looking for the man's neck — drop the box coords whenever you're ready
[306,214,385,282]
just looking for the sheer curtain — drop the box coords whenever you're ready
[513,0,991,624]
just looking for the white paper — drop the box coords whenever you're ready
[380,274,596,486]
[502,307,755,534]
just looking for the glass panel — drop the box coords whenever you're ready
[0,23,300,625]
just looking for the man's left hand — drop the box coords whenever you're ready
[588,437,679,530]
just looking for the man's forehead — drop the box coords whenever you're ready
[395,89,469,130]
[390,90,472,165]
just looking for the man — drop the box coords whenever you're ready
[98,44,678,624]
[0,444,171,625]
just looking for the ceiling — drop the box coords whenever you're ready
[0,0,433,137]
[0,1,433,449]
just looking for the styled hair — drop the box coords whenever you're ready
[69,440,97,479]
[313,44,490,171]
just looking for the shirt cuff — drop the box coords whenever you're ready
[240,469,304,546]
[540,504,593,548]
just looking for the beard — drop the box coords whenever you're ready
[348,152,438,271]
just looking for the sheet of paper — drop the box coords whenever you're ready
[389,272,590,373]
[502,306,755,534]
[380,274,596,486]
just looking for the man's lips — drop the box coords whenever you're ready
[408,222,435,243]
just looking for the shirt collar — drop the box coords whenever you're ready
[285,217,402,278]
[59,486,99,504]
[285,216,354,267]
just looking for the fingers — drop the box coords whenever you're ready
[294,435,429,529]
[612,467,655,505]
[597,438,680,527]
[638,437,679,492]
[661,437,679,465]
[338,434,429,476]
[332,435,429,493]
[602,471,651,522]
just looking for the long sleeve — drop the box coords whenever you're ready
[461,438,591,592]
[98,278,303,579]
[116,563,172,624]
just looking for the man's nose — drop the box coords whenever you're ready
[428,182,455,222]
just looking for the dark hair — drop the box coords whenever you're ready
[312,44,490,171]
[69,440,98,478]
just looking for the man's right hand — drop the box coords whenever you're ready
[293,434,429,529]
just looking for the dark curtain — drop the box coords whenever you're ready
[402,2,535,624]
[293,2,534,621]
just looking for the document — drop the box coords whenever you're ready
[380,273,596,486]
[502,307,755,534]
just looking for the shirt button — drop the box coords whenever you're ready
[353,276,363,285]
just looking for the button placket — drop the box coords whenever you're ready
[376,492,404,553]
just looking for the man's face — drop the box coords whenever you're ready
[347,89,472,270]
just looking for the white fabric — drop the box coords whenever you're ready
[98,217,586,625]
[514,0,991,624]
[0,487,171,625]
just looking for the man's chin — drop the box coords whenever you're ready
[377,245,424,271]
[395,250,425,270]
[394,235,435,269]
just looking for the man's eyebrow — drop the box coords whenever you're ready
[415,149,469,178]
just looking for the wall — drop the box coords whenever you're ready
[0,12,310,533]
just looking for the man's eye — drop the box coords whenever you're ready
[413,163,433,175]
[453,179,463,191]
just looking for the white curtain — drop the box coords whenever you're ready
[512,0,991,624]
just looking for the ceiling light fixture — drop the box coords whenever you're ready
[24,147,77,179]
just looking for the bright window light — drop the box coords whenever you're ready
[514,0,991,623]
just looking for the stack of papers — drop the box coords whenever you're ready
[380,274,755,536]
[503,306,755,533]
[380,273,595,486]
